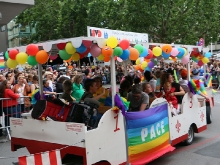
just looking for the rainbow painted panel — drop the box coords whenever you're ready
[0,59,5,70]
[125,103,175,164]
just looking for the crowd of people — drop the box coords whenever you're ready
[0,58,219,135]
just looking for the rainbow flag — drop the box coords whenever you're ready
[125,103,174,164]
[0,57,5,70]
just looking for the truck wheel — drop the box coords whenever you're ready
[206,106,212,124]
[184,125,194,145]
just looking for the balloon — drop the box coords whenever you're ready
[64,56,72,62]
[198,60,203,66]
[76,44,87,53]
[145,49,153,59]
[97,54,104,61]
[117,57,123,62]
[152,47,162,57]
[113,47,123,56]
[191,56,198,62]
[102,46,113,57]
[183,48,187,56]
[6,58,18,69]
[16,52,28,64]
[134,44,144,54]
[5,51,9,60]
[142,61,148,68]
[205,52,212,58]
[27,56,38,66]
[162,52,170,59]
[91,44,102,57]
[162,44,172,54]
[148,61,154,68]
[26,44,39,56]
[9,49,19,60]
[104,56,111,62]
[145,67,151,72]
[36,50,49,64]
[49,54,58,60]
[140,57,144,63]
[65,42,76,54]
[72,53,80,61]
[171,48,179,57]
[106,36,118,48]
[202,57,209,64]
[140,47,148,57]
[136,58,141,65]
[120,49,130,60]
[57,43,66,50]
[129,48,139,60]
[177,48,185,58]
[119,39,130,50]
[59,50,72,60]
[181,55,189,64]
[80,48,90,56]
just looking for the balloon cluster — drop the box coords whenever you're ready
[5,44,49,68]
[190,49,211,66]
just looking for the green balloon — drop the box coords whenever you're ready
[28,56,38,66]
[113,47,123,57]
[59,50,72,60]
[5,51,9,60]
[134,44,143,54]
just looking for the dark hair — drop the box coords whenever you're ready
[131,84,142,94]
[32,75,38,81]
[43,79,47,86]
[134,77,141,85]
[84,79,95,91]
[0,80,7,98]
[124,75,133,85]
[62,79,73,92]
[84,69,90,76]
[58,76,68,83]
[120,79,131,91]
[160,72,171,87]
[144,71,152,82]
[94,76,102,82]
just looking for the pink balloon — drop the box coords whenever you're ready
[117,57,123,62]
[171,48,178,57]
[90,44,101,57]
[181,55,189,64]
[198,60,203,66]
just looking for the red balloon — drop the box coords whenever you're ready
[119,39,130,50]
[80,54,85,59]
[26,44,39,56]
[9,49,19,60]
[198,60,203,66]
[57,43,66,50]
[82,40,92,48]
[145,49,153,59]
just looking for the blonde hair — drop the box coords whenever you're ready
[73,74,83,84]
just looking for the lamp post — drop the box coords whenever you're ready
[211,37,213,59]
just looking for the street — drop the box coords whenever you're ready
[0,92,220,165]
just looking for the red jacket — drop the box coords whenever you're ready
[2,89,20,107]
[164,88,178,109]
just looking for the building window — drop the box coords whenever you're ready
[0,26,5,32]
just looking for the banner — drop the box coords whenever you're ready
[0,52,5,70]
[19,150,62,165]
[87,26,148,43]
[123,102,174,164]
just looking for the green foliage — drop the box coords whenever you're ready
[16,0,220,46]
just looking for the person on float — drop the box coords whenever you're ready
[143,70,157,92]
[71,74,84,102]
[127,84,149,111]
[142,82,157,107]
[191,68,204,80]
[179,69,188,86]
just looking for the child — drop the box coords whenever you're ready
[142,82,157,107]
[59,79,76,103]
[163,82,180,116]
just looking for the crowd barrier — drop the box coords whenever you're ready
[0,93,63,140]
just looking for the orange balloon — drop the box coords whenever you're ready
[65,56,72,62]
[104,56,111,62]
[162,44,172,54]
[35,50,48,64]
[102,46,113,57]
[129,48,139,60]
[145,58,150,62]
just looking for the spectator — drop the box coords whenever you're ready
[71,74,84,102]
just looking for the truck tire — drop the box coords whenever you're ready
[206,106,212,124]
[184,125,194,145]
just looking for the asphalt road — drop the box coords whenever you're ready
[0,92,220,165]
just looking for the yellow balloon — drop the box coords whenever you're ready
[183,48,187,56]
[142,61,148,68]
[141,64,146,70]
[107,36,118,48]
[152,47,162,57]
[72,53,80,61]
[202,57,209,64]
[97,54,104,61]
[136,58,141,65]
[65,42,76,54]
[16,52,28,64]
[7,58,18,69]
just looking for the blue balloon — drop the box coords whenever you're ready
[120,49,130,60]
[88,53,92,57]
[140,47,148,57]
[205,52,212,58]
[177,48,185,58]
[145,67,151,72]
[162,52,170,59]
[76,44,87,53]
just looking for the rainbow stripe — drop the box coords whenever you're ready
[204,73,212,87]
[125,103,174,164]
[0,59,5,70]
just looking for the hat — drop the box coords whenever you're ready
[192,69,200,75]
[180,69,187,78]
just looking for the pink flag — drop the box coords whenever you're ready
[19,150,62,165]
